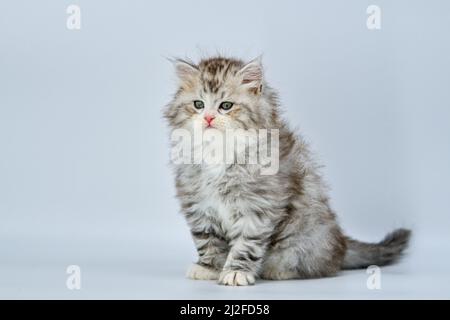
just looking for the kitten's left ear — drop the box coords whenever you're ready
[238,57,264,94]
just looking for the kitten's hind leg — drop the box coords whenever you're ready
[260,246,302,280]
[261,225,346,280]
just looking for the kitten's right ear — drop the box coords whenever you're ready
[173,59,199,85]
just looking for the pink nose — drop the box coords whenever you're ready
[204,115,215,125]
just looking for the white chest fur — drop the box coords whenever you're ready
[195,164,235,233]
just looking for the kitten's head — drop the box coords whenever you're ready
[165,56,276,132]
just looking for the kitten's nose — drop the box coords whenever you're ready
[204,114,215,126]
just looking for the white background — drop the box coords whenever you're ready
[1,0,449,299]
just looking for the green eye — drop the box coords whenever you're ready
[193,100,204,110]
[219,101,234,111]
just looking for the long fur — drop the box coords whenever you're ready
[164,56,411,285]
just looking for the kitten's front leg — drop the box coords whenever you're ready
[187,230,229,280]
[219,229,270,286]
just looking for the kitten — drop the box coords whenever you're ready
[164,56,411,286]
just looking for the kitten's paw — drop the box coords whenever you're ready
[218,270,255,286]
[186,263,219,280]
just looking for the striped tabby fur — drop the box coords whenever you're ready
[164,56,411,286]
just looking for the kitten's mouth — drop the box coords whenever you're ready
[204,125,221,132]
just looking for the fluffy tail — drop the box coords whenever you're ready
[342,228,411,269]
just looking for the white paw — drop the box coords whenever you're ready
[186,263,219,280]
[218,270,255,286]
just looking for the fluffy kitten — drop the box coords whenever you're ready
[164,56,411,286]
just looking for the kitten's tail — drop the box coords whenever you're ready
[341,228,411,269]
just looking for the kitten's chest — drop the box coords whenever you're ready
[197,191,234,234]
[195,165,243,233]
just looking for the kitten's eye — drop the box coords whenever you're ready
[219,101,234,111]
[193,100,204,110]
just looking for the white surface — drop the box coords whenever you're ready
[1,226,448,299]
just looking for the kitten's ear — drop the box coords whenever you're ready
[174,59,199,85]
[238,57,264,94]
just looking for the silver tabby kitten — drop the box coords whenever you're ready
[164,56,411,286]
